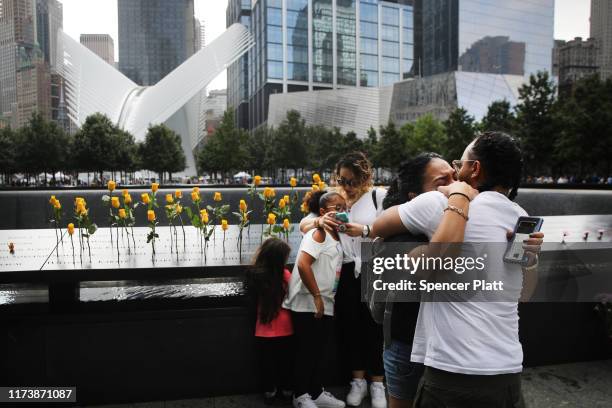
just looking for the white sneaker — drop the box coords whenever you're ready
[313,390,346,408]
[346,378,367,406]
[294,393,318,408]
[370,382,387,408]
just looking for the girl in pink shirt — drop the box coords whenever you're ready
[249,237,294,404]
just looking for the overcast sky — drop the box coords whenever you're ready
[61,0,591,93]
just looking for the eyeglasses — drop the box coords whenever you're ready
[336,177,359,188]
[452,160,476,172]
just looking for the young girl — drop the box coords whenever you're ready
[284,192,347,408]
[249,237,294,404]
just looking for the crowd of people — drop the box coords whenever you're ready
[247,131,544,408]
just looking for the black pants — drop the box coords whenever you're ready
[414,367,525,408]
[335,262,385,377]
[292,311,334,398]
[256,335,294,393]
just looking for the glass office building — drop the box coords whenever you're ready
[227,0,414,130]
[415,0,553,77]
[118,0,196,86]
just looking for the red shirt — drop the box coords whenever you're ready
[255,269,294,337]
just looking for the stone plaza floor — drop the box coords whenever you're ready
[87,359,612,408]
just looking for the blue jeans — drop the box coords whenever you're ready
[383,339,424,400]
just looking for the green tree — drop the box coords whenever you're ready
[403,114,447,158]
[140,124,186,182]
[515,71,558,175]
[377,121,408,170]
[305,124,333,173]
[481,100,516,133]
[72,113,119,180]
[0,126,17,184]
[246,125,274,176]
[271,110,309,181]
[17,113,70,184]
[443,108,476,161]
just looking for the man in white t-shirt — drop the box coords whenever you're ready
[371,132,543,408]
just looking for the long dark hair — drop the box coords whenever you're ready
[470,131,523,201]
[383,152,443,209]
[249,237,292,324]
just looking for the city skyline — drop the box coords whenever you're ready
[60,0,591,92]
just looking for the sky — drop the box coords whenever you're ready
[61,0,591,93]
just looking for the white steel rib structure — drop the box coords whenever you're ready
[58,23,254,175]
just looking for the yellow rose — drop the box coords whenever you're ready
[49,195,57,205]
[176,204,183,214]
[318,181,326,190]
[53,200,61,210]
[239,199,247,212]
[283,195,290,204]
[151,183,159,193]
[108,180,116,192]
[312,184,320,192]
[214,192,222,201]
[192,186,200,193]
[283,218,290,230]
[221,219,229,231]
[175,190,183,199]
[191,191,200,202]
[118,208,127,219]
[166,194,174,204]
[122,189,129,197]
[111,197,120,208]
[278,198,286,209]
[141,193,150,204]
[267,213,276,225]
[124,194,132,205]
[201,211,209,224]
[300,202,309,213]
[76,202,86,215]
[254,175,262,186]
[290,177,297,187]
[67,223,75,235]
[263,187,276,199]
[313,173,321,184]
[147,210,156,222]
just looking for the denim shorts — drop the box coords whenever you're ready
[383,339,424,400]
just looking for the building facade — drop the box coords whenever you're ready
[554,37,599,94]
[80,34,115,66]
[118,0,197,86]
[0,0,52,128]
[227,0,415,130]
[590,0,612,80]
[416,0,553,77]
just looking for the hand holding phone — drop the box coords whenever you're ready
[504,217,544,265]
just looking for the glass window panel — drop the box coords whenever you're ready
[287,45,308,63]
[267,0,282,8]
[338,68,356,86]
[267,43,283,61]
[267,7,282,25]
[287,28,308,46]
[402,43,413,60]
[360,37,378,54]
[382,72,399,86]
[267,25,282,43]
[402,9,413,28]
[382,25,398,41]
[313,65,333,83]
[338,52,356,68]
[360,2,378,23]
[403,59,413,74]
[287,0,308,11]
[288,62,308,81]
[382,57,399,73]
[382,41,399,57]
[382,6,399,26]
[402,28,413,44]
[360,53,378,70]
[360,21,378,39]
[360,69,378,87]
[267,60,283,79]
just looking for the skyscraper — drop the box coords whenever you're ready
[80,34,115,66]
[0,0,51,128]
[35,0,61,71]
[227,0,415,131]
[118,0,197,86]
[554,37,599,95]
[590,0,612,80]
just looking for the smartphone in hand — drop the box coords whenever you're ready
[503,217,543,265]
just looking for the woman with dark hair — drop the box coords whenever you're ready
[249,237,294,404]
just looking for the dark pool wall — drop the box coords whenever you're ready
[1,187,612,229]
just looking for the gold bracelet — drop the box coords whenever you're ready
[444,205,469,221]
